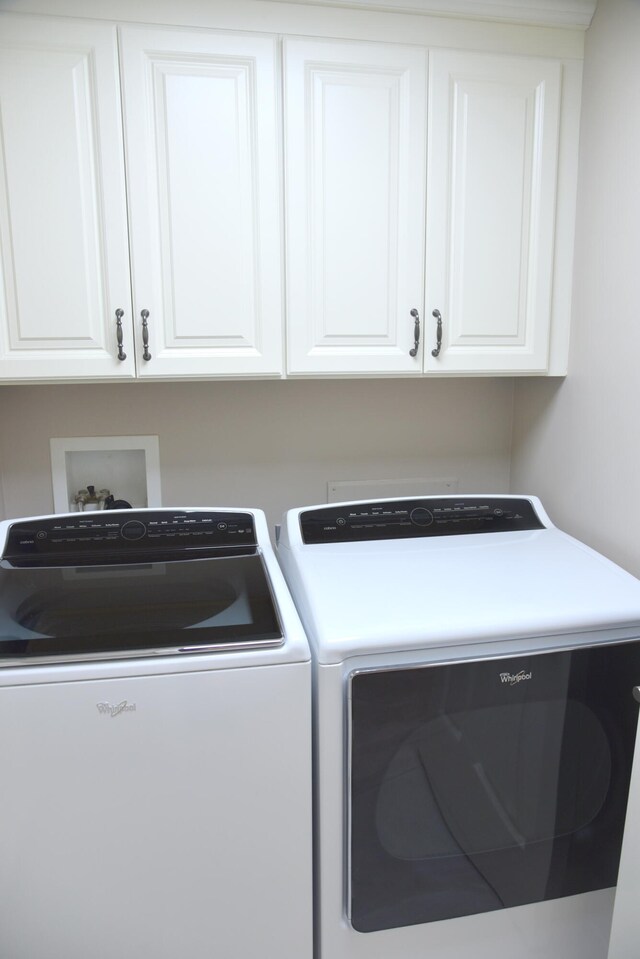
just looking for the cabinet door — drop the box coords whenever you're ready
[0,16,134,380]
[284,39,427,375]
[120,27,283,378]
[424,51,561,373]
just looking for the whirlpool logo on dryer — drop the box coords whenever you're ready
[499,669,532,686]
[96,701,137,718]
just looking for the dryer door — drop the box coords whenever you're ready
[349,641,640,933]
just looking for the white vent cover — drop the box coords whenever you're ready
[327,477,459,503]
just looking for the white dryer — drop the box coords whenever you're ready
[277,494,640,959]
[0,508,312,959]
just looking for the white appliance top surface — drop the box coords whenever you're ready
[278,497,640,664]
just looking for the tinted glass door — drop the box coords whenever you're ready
[350,641,640,933]
[0,554,282,663]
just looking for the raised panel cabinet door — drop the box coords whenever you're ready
[424,51,562,373]
[119,26,283,378]
[0,16,134,380]
[284,39,427,375]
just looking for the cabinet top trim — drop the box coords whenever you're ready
[254,0,597,29]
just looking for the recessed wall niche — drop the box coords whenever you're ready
[50,436,161,513]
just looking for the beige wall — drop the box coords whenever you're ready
[0,378,514,532]
[511,0,640,575]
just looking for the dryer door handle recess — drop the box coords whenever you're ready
[633,686,640,703]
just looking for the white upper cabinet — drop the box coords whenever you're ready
[284,39,427,375]
[0,17,134,379]
[0,8,581,382]
[424,51,562,373]
[119,26,283,377]
[0,17,283,381]
[284,40,568,376]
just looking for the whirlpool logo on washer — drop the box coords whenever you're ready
[96,701,137,718]
[499,669,532,686]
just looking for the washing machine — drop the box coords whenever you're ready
[0,507,312,959]
[277,494,640,959]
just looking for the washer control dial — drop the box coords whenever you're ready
[120,520,147,541]
[410,507,434,527]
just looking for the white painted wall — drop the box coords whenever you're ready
[511,0,640,576]
[0,379,514,531]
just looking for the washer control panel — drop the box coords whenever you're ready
[299,498,543,544]
[3,510,257,565]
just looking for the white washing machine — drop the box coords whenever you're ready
[0,507,312,959]
[277,494,640,959]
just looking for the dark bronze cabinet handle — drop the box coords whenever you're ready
[141,309,152,361]
[115,309,127,361]
[409,308,420,357]
[431,309,443,358]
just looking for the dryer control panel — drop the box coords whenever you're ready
[299,498,544,544]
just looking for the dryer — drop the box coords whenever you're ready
[0,508,312,959]
[277,494,640,959]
